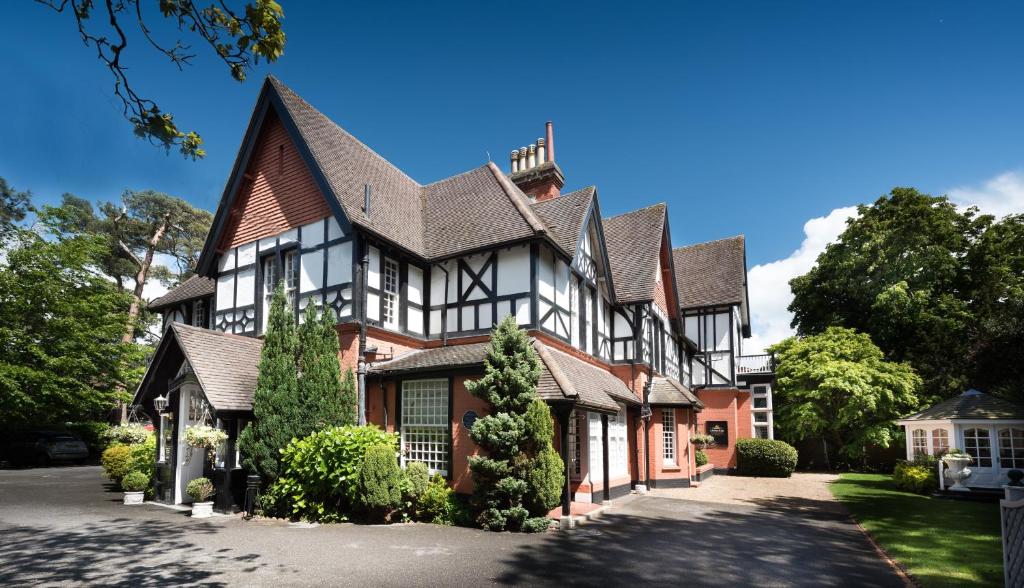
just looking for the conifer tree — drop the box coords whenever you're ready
[340,366,358,426]
[296,303,347,434]
[238,284,301,483]
[466,316,564,532]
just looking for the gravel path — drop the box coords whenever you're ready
[653,472,843,512]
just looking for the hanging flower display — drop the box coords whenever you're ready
[184,425,228,464]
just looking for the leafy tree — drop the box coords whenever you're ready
[466,316,564,532]
[37,0,286,158]
[768,327,921,464]
[296,303,350,433]
[237,284,301,483]
[40,190,213,344]
[0,231,143,427]
[0,177,31,241]
[788,188,989,402]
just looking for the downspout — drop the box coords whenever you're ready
[357,234,369,426]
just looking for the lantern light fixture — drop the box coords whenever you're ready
[153,394,169,414]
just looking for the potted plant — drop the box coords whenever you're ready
[942,448,973,491]
[184,425,228,465]
[121,471,149,505]
[187,477,216,518]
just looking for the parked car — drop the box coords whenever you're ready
[1,431,90,466]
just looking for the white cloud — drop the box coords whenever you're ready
[948,170,1024,219]
[746,206,857,353]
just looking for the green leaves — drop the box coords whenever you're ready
[769,327,921,463]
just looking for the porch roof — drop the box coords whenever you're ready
[648,377,703,409]
[135,323,263,412]
[900,389,1024,422]
[368,339,637,414]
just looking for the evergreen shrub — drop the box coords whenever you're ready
[893,457,938,494]
[186,477,215,502]
[267,425,397,521]
[101,444,133,483]
[417,473,455,524]
[358,444,403,520]
[695,449,708,468]
[735,438,798,477]
[121,470,150,492]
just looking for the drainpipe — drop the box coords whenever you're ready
[357,235,369,426]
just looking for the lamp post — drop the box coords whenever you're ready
[153,394,169,414]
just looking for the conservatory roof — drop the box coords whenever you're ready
[900,389,1024,422]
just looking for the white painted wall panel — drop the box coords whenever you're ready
[300,249,323,293]
[279,228,298,244]
[259,236,276,251]
[301,219,324,247]
[235,268,256,306]
[715,312,730,350]
[496,303,512,325]
[326,241,352,286]
[497,246,530,296]
[429,309,441,335]
[216,274,235,311]
[461,306,474,331]
[556,259,570,304]
[408,266,423,305]
[367,292,380,321]
[237,242,256,267]
[538,250,554,301]
[367,246,380,289]
[218,248,236,273]
[515,299,530,325]
[338,287,353,317]
[684,315,699,346]
[327,216,345,241]
[407,307,424,334]
[477,303,493,330]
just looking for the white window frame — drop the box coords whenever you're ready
[999,427,1024,469]
[662,409,676,466]
[284,250,299,308]
[192,299,206,328]
[382,257,399,329]
[963,428,993,467]
[911,428,928,458]
[932,429,949,456]
[400,379,449,475]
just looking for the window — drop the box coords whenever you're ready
[192,299,206,328]
[284,251,299,307]
[963,428,992,467]
[263,252,299,331]
[262,256,278,332]
[609,405,628,477]
[754,412,768,423]
[754,425,769,439]
[401,379,449,475]
[568,413,583,480]
[753,397,768,409]
[999,428,1024,469]
[911,429,928,458]
[382,257,399,328]
[932,429,949,456]
[662,409,676,466]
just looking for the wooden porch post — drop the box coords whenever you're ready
[601,413,610,504]
[557,407,571,517]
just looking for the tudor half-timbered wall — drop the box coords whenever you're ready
[683,304,743,387]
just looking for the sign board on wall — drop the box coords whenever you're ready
[707,421,729,447]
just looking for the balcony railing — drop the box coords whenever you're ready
[737,353,775,375]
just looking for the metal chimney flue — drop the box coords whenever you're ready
[363,184,371,217]
[545,121,554,163]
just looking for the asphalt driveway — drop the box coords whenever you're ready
[0,466,903,587]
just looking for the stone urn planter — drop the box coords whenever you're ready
[942,454,973,491]
[191,501,214,518]
[122,491,145,505]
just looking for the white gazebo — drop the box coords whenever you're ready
[898,389,1024,488]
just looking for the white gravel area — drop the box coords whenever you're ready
[653,472,842,512]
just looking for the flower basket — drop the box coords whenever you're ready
[184,425,228,465]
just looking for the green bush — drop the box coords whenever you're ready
[357,444,403,521]
[736,438,798,477]
[695,450,708,467]
[186,477,215,502]
[522,516,552,533]
[417,473,455,524]
[267,425,398,521]
[101,444,134,484]
[121,470,150,492]
[893,457,938,494]
[403,462,430,502]
[129,435,156,476]
[525,445,563,514]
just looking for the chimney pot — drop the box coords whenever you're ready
[510,150,520,173]
[545,121,555,163]
[528,144,537,169]
[518,147,528,172]
[537,138,546,166]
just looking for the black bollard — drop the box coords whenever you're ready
[244,475,261,518]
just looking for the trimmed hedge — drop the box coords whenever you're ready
[736,438,798,477]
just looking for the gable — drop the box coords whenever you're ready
[218,111,333,250]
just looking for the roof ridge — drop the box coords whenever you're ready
[674,234,745,251]
[421,164,492,187]
[268,76,423,188]
[486,161,548,236]
[171,322,263,344]
[603,201,667,221]
[532,339,577,400]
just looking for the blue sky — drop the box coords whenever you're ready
[3,1,1023,348]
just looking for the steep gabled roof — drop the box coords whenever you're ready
[148,275,215,311]
[602,203,667,303]
[648,377,703,408]
[672,235,747,310]
[900,389,1024,422]
[531,186,595,256]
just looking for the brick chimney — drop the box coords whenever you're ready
[508,121,564,202]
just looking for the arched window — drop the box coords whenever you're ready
[931,429,949,456]
[912,429,928,458]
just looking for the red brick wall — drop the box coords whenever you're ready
[648,406,694,484]
[220,112,332,249]
[695,388,752,468]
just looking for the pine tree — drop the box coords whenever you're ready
[466,316,564,531]
[340,366,357,426]
[238,284,302,483]
[297,303,347,434]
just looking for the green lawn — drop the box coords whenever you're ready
[829,473,1003,587]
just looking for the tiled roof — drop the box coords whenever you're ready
[603,204,666,303]
[369,339,635,413]
[901,390,1024,421]
[269,77,555,261]
[531,186,595,256]
[148,275,215,311]
[171,323,263,411]
[672,236,747,309]
[648,377,703,408]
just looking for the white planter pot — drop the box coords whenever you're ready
[942,456,973,491]
[191,501,214,518]
[123,491,144,505]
